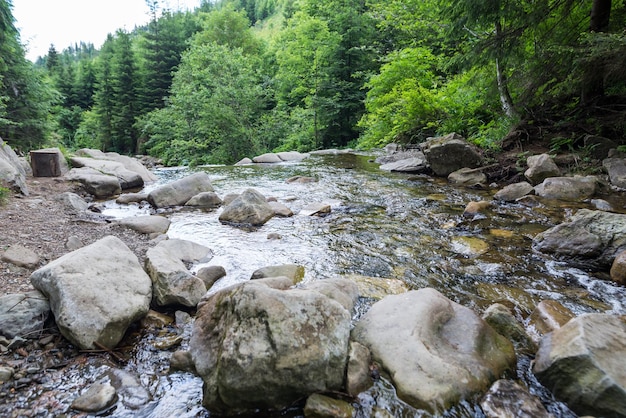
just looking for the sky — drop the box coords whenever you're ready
[12,0,203,61]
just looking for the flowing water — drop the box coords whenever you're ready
[8,152,626,417]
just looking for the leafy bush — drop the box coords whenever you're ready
[0,186,10,205]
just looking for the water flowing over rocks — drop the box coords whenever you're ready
[351,288,516,413]
[480,380,552,418]
[30,236,152,349]
[146,238,212,307]
[148,172,215,208]
[189,278,357,415]
[532,209,626,269]
[533,313,626,417]
[218,188,275,226]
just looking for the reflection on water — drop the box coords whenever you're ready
[90,152,626,417]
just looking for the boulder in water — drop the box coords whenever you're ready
[493,182,534,202]
[185,191,222,208]
[148,172,214,208]
[534,175,598,201]
[480,379,551,418]
[421,133,483,176]
[218,188,275,226]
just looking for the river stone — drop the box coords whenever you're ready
[170,350,196,373]
[146,239,212,307]
[148,172,214,208]
[286,175,317,183]
[494,182,534,202]
[602,157,626,189]
[482,304,537,355]
[185,191,222,208]
[0,291,50,339]
[0,137,28,195]
[533,313,626,417]
[379,155,428,173]
[0,366,14,382]
[75,149,157,183]
[66,167,122,198]
[251,264,305,284]
[196,265,227,289]
[448,167,487,186]
[346,341,373,396]
[590,198,615,212]
[528,300,575,339]
[524,154,560,185]
[252,152,282,163]
[300,202,331,216]
[116,192,148,204]
[218,188,275,226]
[107,369,151,409]
[463,200,491,217]
[346,274,409,300]
[234,157,253,165]
[304,393,355,418]
[534,175,598,201]
[1,244,40,269]
[71,380,117,413]
[115,215,170,235]
[189,278,356,414]
[277,151,309,161]
[532,209,626,269]
[351,288,515,413]
[29,236,152,350]
[70,156,144,189]
[269,201,293,217]
[421,133,483,177]
[610,249,626,284]
[54,192,88,213]
[451,236,489,256]
[480,379,551,418]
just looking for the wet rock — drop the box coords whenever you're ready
[251,264,305,284]
[170,350,196,373]
[590,198,614,212]
[0,291,50,339]
[252,152,282,163]
[463,200,491,217]
[534,176,598,201]
[153,334,183,350]
[351,288,516,413]
[196,265,227,289]
[286,175,317,183]
[116,192,148,204]
[75,148,157,183]
[190,278,356,414]
[611,250,626,284]
[475,283,540,315]
[269,201,293,217]
[300,202,331,216]
[482,304,537,355]
[0,366,14,382]
[304,393,355,418]
[66,167,122,198]
[533,313,626,417]
[448,167,487,186]
[421,133,483,177]
[277,151,310,161]
[528,300,575,340]
[140,310,174,329]
[115,215,170,235]
[346,274,409,300]
[70,156,144,189]
[71,380,117,413]
[493,182,534,202]
[218,188,275,226]
[603,157,626,189]
[148,172,215,208]
[480,379,551,418]
[234,157,253,165]
[185,191,223,208]
[107,369,152,409]
[524,154,560,185]
[146,239,212,307]
[54,192,88,213]
[222,193,239,206]
[30,236,152,350]
[0,138,28,195]
[532,209,626,269]
[346,341,372,396]
[1,244,40,269]
[451,236,489,256]
[379,154,428,173]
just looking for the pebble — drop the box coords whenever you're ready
[0,366,14,382]
[71,380,117,413]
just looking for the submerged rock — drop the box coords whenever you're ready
[304,393,355,418]
[480,379,551,418]
[351,288,515,413]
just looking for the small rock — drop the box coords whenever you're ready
[611,250,626,284]
[1,245,40,269]
[304,393,355,418]
[463,200,491,217]
[528,300,574,340]
[234,157,253,165]
[115,215,171,235]
[251,264,305,284]
[175,311,192,328]
[71,380,118,413]
[196,265,227,289]
[493,182,534,202]
[153,335,183,350]
[300,202,331,216]
[170,350,196,373]
[140,310,174,329]
[483,304,537,355]
[267,233,282,240]
[0,366,14,382]
[269,201,293,217]
[286,175,317,183]
[185,191,222,208]
[107,369,151,409]
[591,198,614,212]
[65,235,84,251]
[524,154,560,185]
[346,341,372,396]
[448,167,486,186]
[480,379,551,418]
[116,192,148,204]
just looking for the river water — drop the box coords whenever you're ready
[10,151,626,417]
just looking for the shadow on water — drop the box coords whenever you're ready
[8,152,626,417]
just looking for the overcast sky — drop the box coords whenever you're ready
[12,0,202,61]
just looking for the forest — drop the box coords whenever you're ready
[1,0,625,165]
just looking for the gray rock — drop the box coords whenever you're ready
[170,350,196,373]
[0,366,14,382]
[482,304,537,355]
[286,175,317,183]
[603,157,626,189]
[379,155,429,173]
[351,288,515,413]
[590,198,615,212]
[251,264,305,284]
[218,188,275,226]
[148,172,215,208]
[252,152,282,163]
[524,154,560,185]
[30,236,152,349]
[534,176,598,201]
[269,201,293,217]
[346,341,372,396]
[0,138,28,195]
[54,192,88,213]
[189,279,357,414]
[448,167,487,186]
[115,192,148,204]
[116,215,171,235]
[533,313,626,417]
[75,149,157,183]
[185,191,222,208]
[146,239,212,307]
[70,156,144,189]
[71,380,117,413]
[493,182,534,202]
[66,167,121,198]
[65,235,84,251]
[304,393,355,418]
[222,193,240,206]
[196,265,226,289]
[532,209,626,269]
[480,379,551,418]
[0,291,49,339]
[107,369,151,409]
[1,245,40,269]
[421,133,483,176]
[234,157,253,165]
[299,202,331,216]
[277,151,310,161]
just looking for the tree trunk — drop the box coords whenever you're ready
[590,0,611,32]
[494,21,518,119]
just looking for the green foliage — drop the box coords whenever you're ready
[0,186,9,205]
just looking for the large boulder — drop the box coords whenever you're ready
[148,172,214,208]
[379,152,428,173]
[524,153,560,185]
[421,133,483,177]
[532,209,626,270]
[0,137,28,195]
[65,167,122,198]
[218,188,275,226]
[30,236,152,349]
[0,291,50,339]
[252,153,282,163]
[277,151,310,161]
[70,157,144,189]
[534,176,598,201]
[75,149,157,183]
[351,288,515,413]
[115,215,171,235]
[145,239,212,307]
[189,278,358,415]
[533,313,626,417]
